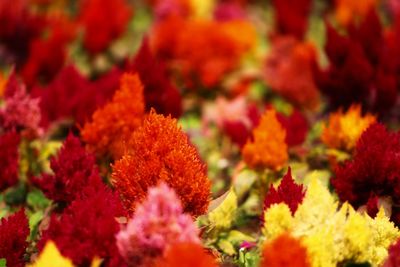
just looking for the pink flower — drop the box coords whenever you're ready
[116,182,200,266]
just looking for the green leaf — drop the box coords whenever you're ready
[0,258,6,267]
[4,183,27,205]
[28,210,44,240]
[217,239,236,256]
[226,230,256,245]
[208,188,237,230]
[27,189,51,210]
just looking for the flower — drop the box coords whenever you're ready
[0,209,29,267]
[276,109,309,147]
[154,242,217,267]
[116,183,200,266]
[264,167,306,215]
[81,73,145,159]
[128,38,182,118]
[38,184,126,266]
[29,241,74,267]
[261,233,310,267]
[78,0,133,55]
[321,104,376,151]
[335,0,378,26]
[384,238,400,267]
[111,110,211,216]
[0,131,20,191]
[242,108,288,171]
[32,134,103,205]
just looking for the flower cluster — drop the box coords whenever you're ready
[0,131,20,191]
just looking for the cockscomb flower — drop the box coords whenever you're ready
[154,242,217,267]
[335,0,378,26]
[242,108,288,171]
[264,167,306,215]
[261,233,310,267]
[116,183,200,266]
[32,134,102,205]
[152,16,256,88]
[38,184,125,266]
[332,123,400,224]
[79,0,133,55]
[0,131,20,191]
[81,73,145,159]
[321,104,376,151]
[29,241,74,267]
[276,109,309,147]
[0,209,29,267]
[0,73,41,134]
[111,110,211,216]
[384,238,400,267]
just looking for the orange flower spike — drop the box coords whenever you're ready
[111,110,211,217]
[261,233,311,267]
[81,73,145,159]
[242,109,288,171]
[335,0,378,26]
[321,104,376,151]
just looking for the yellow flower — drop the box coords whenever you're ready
[321,104,376,151]
[242,109,288,171]
[29,241,74,267]
[262,203,293,240]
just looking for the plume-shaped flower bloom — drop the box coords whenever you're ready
[332,123,400,224]
[276,109,309,147]
[321,104,376,151]
[261,233,310,267]
[81,73,145,159]
[264,167,306,215]
[116,183,200,266]
[0,209,29,267]
[111,110,210,216]
[32,134,103,205]
[38,184,126,266]
[384,238,400,267]
[242,108,288,171]
[335,0,378,26]
[29,241,74,267]
[0,131,20,191]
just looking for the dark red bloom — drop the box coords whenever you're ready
[128,38,182,118]
[276,110,309,147]
[272,0,312,39]
[32,134,103,204]
[0,131,20,191]
[264,167,306,214]
[0,209,29,267]
[332,123,400,224]
[38,184,126,266]
[384,238,400,267]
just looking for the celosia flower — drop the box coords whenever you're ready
[321,104,376,151]
[81,73,145,159]
[335,0,378,26]
[384,238,400,267]
[276,109,309,147]
[29,241,74,267]
[79,0,133,55]
[0,72,41,134]
[332,123,400,224]
[0,209,29,267]
[128,38,182,118]
[261,233,310,267]
[32,134,103,204]
[264,167,306,215]
[116,183,200,266]
[38,184,126,266]
[272,0,312,39]
[154,242,217,267]
[264,37,320,110]
[0,131,20,191]
[242,108,288,171]
[31,66,120,128]
[111,110,210,216]
[152,16,256,88]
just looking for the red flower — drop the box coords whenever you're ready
[38,184,126,266]
[0,131,20,191]
[264,167,306,214]
[0,209,29,267]
[32,134,103,204]
[384,238,400,267]
[332,123,400,224]
[79,0,133,55]
[276,110,309,147]
[128,38,182,118]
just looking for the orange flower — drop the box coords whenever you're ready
[335,0,378,26]
[81,73,145,159]
[321,104,376,151]
[152,16,256,88]
[261,233,310,267]
[242,109,288,171]
[111,110,210,216]
[154,243,217,267]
